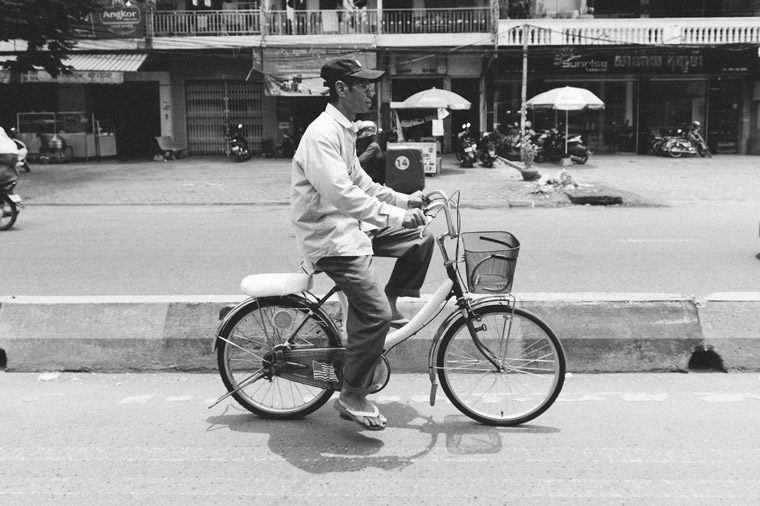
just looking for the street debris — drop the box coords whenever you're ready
[530,169,586,195]
[37,372,60,382]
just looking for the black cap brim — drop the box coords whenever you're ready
[348,68,385,82]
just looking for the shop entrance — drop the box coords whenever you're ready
[708,77,742,154]
[186,80,264,156]
[639,79,707,153]
[451,78,480,149]
[88,82,160,160]
[541,80,637,154]
[275,97,327,152]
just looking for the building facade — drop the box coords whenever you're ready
[1,0,759,159]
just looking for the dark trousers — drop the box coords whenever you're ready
[316,227,434,394]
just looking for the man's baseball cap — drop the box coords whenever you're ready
[321,58,385,87]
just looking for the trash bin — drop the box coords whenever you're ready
[385,144,425,194]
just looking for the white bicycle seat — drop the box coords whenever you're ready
[240,273,314,297]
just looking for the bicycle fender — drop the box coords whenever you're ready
[212,294,340,352]
[426,295,516,383]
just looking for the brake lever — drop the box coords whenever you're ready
[419,200,444,238]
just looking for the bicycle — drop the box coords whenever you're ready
[210,190,566,426]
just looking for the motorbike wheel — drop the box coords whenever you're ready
[0,195,18,231]
[571,151,589,165]
[668,144,684,158]
[534,152,546,164]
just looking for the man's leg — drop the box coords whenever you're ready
[315,255,391,428]
[372,227,435,320]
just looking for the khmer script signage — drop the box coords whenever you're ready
[499,47,755,75]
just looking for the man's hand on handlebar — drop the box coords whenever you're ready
[402,208,427,229]
[406,191,428,209]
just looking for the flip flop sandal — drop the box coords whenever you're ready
[333,400,386,431]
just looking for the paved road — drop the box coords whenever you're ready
[2,372,759,505]
[3,153,759,297]
[1,204,757,297]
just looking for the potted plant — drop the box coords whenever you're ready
[520,136,540,181]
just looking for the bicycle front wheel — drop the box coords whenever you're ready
[217,297,341,419]
[437,304,565,426]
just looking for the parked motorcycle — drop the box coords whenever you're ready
[534,128,589,164]
[0,130,22,230]
[478,131,498,168]
[228,123,251,162]
[455,123,478,168]
[495,126,522,161]
[8,127,30,172]
[273,131,295,158]
[686,121,711,158]
[664,130,699,158]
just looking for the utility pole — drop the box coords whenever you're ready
[520,21,528,138]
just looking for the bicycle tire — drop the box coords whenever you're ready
[436,304,565,426]
[216,296,341,419]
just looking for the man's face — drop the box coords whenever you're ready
[338,79,375,116]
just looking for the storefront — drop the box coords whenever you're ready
[381,52,483,153]
[495,45,758,154]
[0,54,159,160]
[258,48,374,153]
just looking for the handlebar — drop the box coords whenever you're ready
[420,190,458,239]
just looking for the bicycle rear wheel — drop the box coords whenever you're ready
[216,297,341,419]
[436,304,565,426]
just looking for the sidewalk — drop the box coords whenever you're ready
[13,152,760,208]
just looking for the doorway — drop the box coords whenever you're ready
[185,80,264,156]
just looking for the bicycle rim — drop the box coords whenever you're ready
[437,305,565,426]
[217,298,339,419]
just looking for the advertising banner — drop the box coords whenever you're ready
[499,46,757,76]
[74,4,146,39]
[260,48,376,97]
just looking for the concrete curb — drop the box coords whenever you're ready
[1,293,759,373]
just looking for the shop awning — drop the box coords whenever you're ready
[0,53,147,84]
[62,53,147,72]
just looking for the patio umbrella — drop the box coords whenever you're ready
[526,86,605,156]
[399,87,471,110]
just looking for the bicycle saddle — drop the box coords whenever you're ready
[240,273,313,297]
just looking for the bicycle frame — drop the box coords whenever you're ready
[213,189,515,402]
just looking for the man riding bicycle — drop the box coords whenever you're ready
[290,58,433,430]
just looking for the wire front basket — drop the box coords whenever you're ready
[461,231,520,294]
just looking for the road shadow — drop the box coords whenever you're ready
[206,399,559,474]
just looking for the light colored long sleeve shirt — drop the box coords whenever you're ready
[291,104,408,264]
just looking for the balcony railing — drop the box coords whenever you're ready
[498,17,760,46]
[381,8,491,34]
[149,10,759,46]
[151,8,491,37]
[262,9,378,35]
[152,10,261,36]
